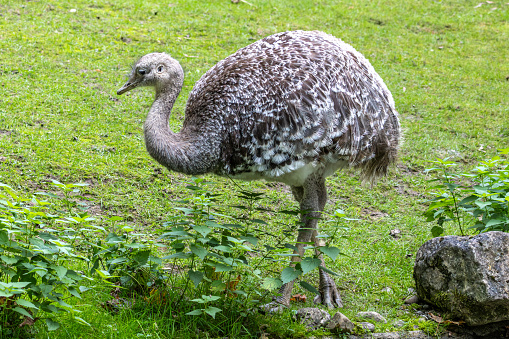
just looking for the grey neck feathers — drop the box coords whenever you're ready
[143,83,219,175]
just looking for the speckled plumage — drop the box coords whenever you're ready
[187,31,400,185]
[118,30,401,308]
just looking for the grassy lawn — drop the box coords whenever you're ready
[0,0,508,338]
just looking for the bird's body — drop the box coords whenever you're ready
[186,31,399,186]
[118,30,401,308]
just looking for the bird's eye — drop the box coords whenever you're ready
[138,68,146,75]
[157,65,164,73]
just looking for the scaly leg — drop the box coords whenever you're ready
[272,174,342,309]
[311,176,343,308]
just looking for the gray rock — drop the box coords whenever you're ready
[325,311,354,333]
[294,307,330,329]
[414,231,509,326]
[359,321,375,332]
[356,311,387,323]
[260,302,284,314]
[349,331,436,339]
[393,319,405,328]
[404,295,419,304]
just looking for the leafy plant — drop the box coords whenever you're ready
[158,178,347,319]
[424,148,509,236]
[186,295,222,319]
[92,221,167,298]
[0,183,91,337]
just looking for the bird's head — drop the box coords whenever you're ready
[117,52,184,95]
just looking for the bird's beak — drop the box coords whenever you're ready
[117,78,139,95]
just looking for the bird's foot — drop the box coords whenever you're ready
[260,283,292,314]
[313,270,343,309]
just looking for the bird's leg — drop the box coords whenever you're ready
[272,176,341,309]
[272,205,314,307]
[311,176,343,309]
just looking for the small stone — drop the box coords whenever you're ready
[356,311,387,323]
[404,295,420,304]
[393,320,405,328]
[407,287,415,294]
[294,307,330,329]
[325,312,354,333]
[381,287,393,293]
[389,229,401,238]
[260,302,284,314]
[359,322,375,332]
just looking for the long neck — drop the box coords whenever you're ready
[143,86,219,175]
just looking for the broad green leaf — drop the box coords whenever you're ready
[431,226,444,237]
[475,201,492,209]
[486,219,503,227]
[54,266,67,279]
[300,257,321,274]
[474,186,489,195]
[190,244,208,260]
[262,277,282,291]
[105,233,124,244]
[201,295,221,302]
[284,243,298,251]
[240,236,258,245]
[459,195,478,205]
[13,306,33,319]
[57,299,72,309]
[281,267,302,284]
[15,299,38,310]
[445,183,460,191]
[319,246,341,261]
[68,287,81,299]
[108,258,127,265]
[162,252,192,259]
[211,280,226,291]
[213,245,232,253]
[193,225,211,238]
[46,318,60,331]
[226,236,242,243]
[30,267,48,278]
[186,309,203,316]
[204,306,222,319]
[161,230,191,237]
[212,263,232,272]
[0,255,18,265]
[188,270,204,287]
[0,231,9,244]
[133,250,150,266]
[96,270,111,278]
[299,281,319,294]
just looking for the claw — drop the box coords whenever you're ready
[314,268,343,308]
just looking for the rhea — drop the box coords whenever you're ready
[117,30,401,309]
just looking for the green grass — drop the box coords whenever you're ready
[1,0,508,338]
